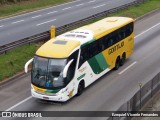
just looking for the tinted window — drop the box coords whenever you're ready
[78,22,133,68]
[67,50,79,82]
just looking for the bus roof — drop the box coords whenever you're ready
[36,17,133,58]
[58,17,133,43]
[77,17,134,39]
[36,39,80,58]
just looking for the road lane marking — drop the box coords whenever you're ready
[93,4,106,9]
[32,15,42,18]
[119,22,160,75]
[76,3,84,7]
[5,96,32,111]
[47,11,58,15]
[135,22,160,39]
[62,7,72,10]
[118,61,137,75]
[36,19,56,26]
[0,0,81,22]
[0,25,4,28]
[12,20,24,24]
[88,0,96,3]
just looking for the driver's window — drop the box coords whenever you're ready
[66,50,79,82]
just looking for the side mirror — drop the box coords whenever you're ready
[24,58,33,73]
[63,59,74,78]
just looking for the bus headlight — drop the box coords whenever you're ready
[57,88,68,95]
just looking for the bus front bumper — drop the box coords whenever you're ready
[31,89,69,102]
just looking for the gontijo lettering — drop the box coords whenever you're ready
[108,41,124,55]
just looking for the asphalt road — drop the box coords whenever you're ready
[0,9,160,120]
[0,0,137,46]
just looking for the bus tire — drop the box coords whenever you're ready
[120,53,126,66]
[76,81,85,96]
[114,57,120,70]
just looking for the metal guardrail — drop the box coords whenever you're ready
[108,72,160,120]
[0,0,146,54]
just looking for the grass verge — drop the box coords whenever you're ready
[0,0,160,81]
[0,0,72,18]
[0,44,39,80]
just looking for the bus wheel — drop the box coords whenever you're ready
[114,57,120,70]
[120,53,126,66]
[76,81,84,96]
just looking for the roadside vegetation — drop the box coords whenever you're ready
[0,0,160,81]
[0,0,72,17]
[0,44,38,80]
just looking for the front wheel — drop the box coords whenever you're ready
[76,82,84,96]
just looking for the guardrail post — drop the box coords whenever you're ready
[50,25,56,39]
[151,78,153,98]
[139,83,143,109]
[158,73,160,90]
[150,78,154,108]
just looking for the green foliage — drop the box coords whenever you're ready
[0,44,38,81]
[0,0,72,17]
[109,0,160,18]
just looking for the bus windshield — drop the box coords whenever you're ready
[31,56,67,89]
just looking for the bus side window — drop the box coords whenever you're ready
[112,32,119,44]
[99,39,105,51]
[108,37,114,47]
[119,30,125,40]
[101,37,106,50]
[91,42,99,56]
[78,46,88,68]
[87,45,92,58]
[125,22,133,37]
[96,40,101,54]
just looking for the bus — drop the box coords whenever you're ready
[25,17,134,102]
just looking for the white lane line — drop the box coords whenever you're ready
[0,0,81,22]
[93,4,106,9]
[135,22,160,39]
[0,25,4,28]
[62,7,72,10]
[32,15,42,19]
[76,3,84,7]
[88,0,96,3]
[118,61,137,75]
[36,19,56,26]
[47,11,58,15]
[5,96,32,111]
[118,22,160,75]
[12,20,24,24]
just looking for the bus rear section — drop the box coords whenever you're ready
[104,21,134,70]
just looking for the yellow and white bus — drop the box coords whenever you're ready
[25,17,134,102]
